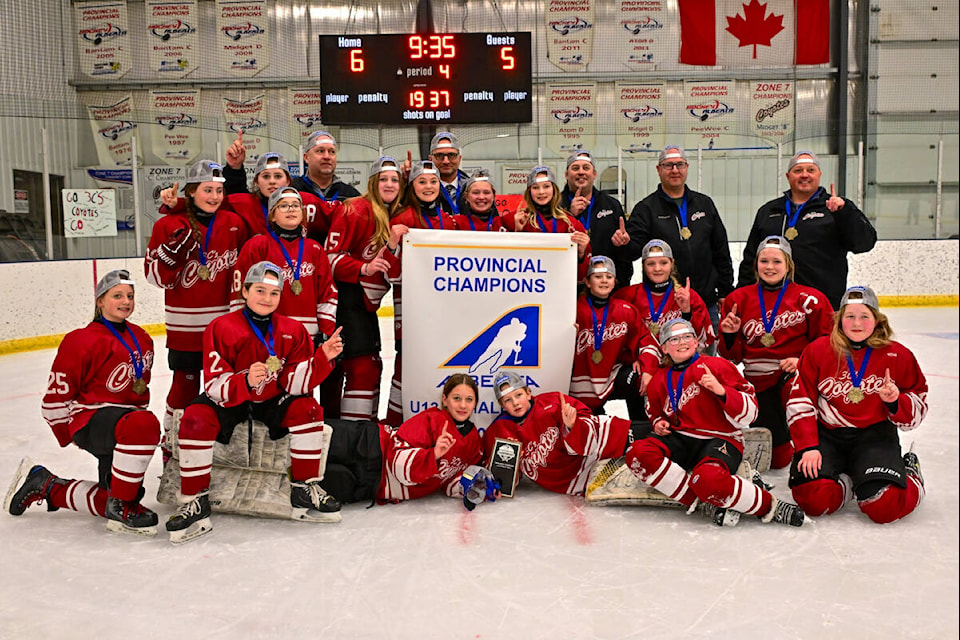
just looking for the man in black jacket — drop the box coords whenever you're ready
[624,145,734,340]
[560,150,633,289]
[291,130,360,203]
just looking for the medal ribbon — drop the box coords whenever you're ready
[576,192,594,232]
[677,194,689,231]
[422,209,446,230]
[102,320,145,383]
[784,187,821,230]
[644,282,674,325]
[535,213,559,234]
[845,348,873,391]
[667,353,700,416]
[243,310,276,359]
[260,201,270,228]
[587,297,610,353]
[758,282,790,337]
[440,182,461,215]
[268,228,305,283]
[197,215,216,268]
[301,174,337,203]
[466,213,494,231]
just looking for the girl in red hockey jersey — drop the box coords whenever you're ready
[146,160,250,463]
[377,373,486,503]
[164,261,344,543]
[500,166,591,279]
[625,318,805,527]
[452,170,505,232]
[381,160,459,426]
[324,157,406,421]
[786,285,928,523]
[719,235,834,469]
[6,270,161,536]
[613,239,715,351]
[569,256,660,419]
[232,186,338,341]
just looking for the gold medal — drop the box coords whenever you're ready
[290,280,303,295]
[760,332,776,347]
[591,350,603,364]
[132,378,147,395]
[680,226,692,240]
[784,227,798,240]
[265,355,282,372]
[847,387,865,403]
[198,264,211,280]
[649,322,661,337]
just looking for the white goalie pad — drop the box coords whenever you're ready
[157,420,334,521]
[584,428,773,507]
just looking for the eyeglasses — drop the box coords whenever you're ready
[665,333,696,346]
[432,152,459,161]
[276,203,302,212]
[659,162,688,171]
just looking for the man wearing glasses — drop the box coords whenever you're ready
[624,145,734,347]
[429,132,470,215]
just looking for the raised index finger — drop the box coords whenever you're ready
[830,182,836,198]
[236,128,243,143]
[619,217,626,232]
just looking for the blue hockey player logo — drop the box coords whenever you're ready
[443,306,540,374]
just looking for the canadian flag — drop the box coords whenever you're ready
[679,0,829,67]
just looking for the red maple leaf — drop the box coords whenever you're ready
[725,0,785,59]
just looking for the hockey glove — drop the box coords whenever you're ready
[156,227,197,268]
[460,465,501,511]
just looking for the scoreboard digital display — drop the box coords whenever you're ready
[318,33,532,125]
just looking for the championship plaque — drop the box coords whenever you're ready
[490,438,522,498]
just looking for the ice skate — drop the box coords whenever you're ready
[166,492,213,544]
[687,498,740,527]
[105,497,158,536]
[903,449,923,485]
[290,480,342,523]
[5,458,66,516]
[762,496,806,527]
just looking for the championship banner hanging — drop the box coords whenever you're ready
[618,0,666,68]
[150,89,202,164]
[222,95,267,166]
[544,82,597,156]
[216,0,269,76]
[545,0,595,71]
[615,82,666,153]
[145,0,199,78]
[288,88,331,150]
[75,1,131,79]
[750,80,794,145]
[87,94,137,167]
[683,80,737,151]
[401,229,578,428]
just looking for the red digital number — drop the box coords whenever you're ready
[500,46,515,70]
[429,90,451,108]
[441,35,455,58]
[439,64,450,79]
[409,91,425,108]
[409,35,423,59]
[350,49,364,72]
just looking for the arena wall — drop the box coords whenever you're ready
[1,239,956,353]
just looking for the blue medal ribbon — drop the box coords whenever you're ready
[440,182,461,215]
[845,348,873,391]
[677,194,689,229]
[667,353,700,417]
[243,310,276,359]
[535,213,559,234]
[587,297,610,353]
[301,174,337,203]
[102,321,145,383]
[197,216,216,269]
[784,187,822,230]
[422,209,446,230]
[260,200,270,228]
[268,228,305,284]
[466,212,494,231]
[575,191,594,232]
[758,281,790,336]
[644,282,674,326]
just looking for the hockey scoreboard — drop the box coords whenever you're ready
[318,33,532,125]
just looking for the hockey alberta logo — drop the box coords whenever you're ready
[443,306,541,375]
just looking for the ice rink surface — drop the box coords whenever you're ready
[0,307,957,640]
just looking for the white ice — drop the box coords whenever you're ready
[0,307,957,640]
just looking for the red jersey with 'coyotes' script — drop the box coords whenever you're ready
[720,282,833,392]
[202,309,333,407]
[145,210,249,352]
[785,337,928,453]
[645,354,758,451]
[377,407,485,504]
[42,321,155,447]
[324,198,394,312]
[485,392,630,495]
[232,234,338,338]
[569,296,660,410]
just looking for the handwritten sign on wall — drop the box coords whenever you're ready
[62,189,118,237]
